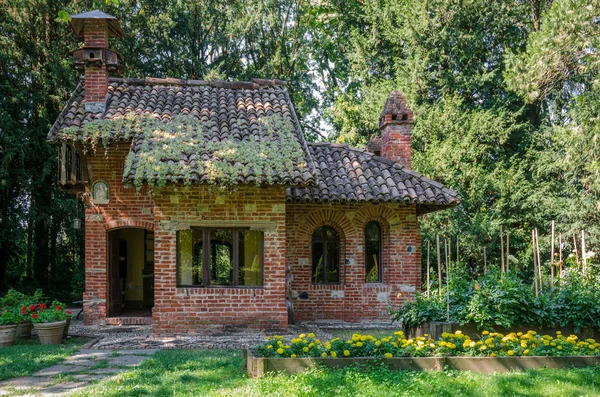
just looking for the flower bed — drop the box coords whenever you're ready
[247,330,600,377]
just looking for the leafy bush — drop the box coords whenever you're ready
[389,267,600,330]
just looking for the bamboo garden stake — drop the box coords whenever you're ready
[427,240,431,297]
[532,229,538,297]
[573,234,579,263]
[500,226,505,273]
[506,231,510,271]
[536,228,542,292]
[456,236,459,268]
[550,221,555,286]
[437,235,442,295]
[559,232,563,275]
[582,231,586,275]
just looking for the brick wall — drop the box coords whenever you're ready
[286,202,422,322]
[83,19,109,105]
[151,186,288,334]
[83,143,154,324]
[83,144,422,331]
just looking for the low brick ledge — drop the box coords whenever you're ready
[105,317,152,326]
[245,350,600,378]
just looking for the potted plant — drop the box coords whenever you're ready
[0,308,20,346]
[30,302,68,345]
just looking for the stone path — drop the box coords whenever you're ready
[0,348,158,396]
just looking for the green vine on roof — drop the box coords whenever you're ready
[62,114,307,190]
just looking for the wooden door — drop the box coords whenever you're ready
[108,231,122,317]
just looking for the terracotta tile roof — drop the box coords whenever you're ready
[286,143,460,213]
[47,77,316,186]
[48,77,460,211]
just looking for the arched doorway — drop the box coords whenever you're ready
[107,228,154,318]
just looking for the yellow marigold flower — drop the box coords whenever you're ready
[384,353,393,359]
[299,334,306,339]
[316,340,322,346]
[376,341,381,347]
[424,333,429,337]
[331,351,337,358]
[291,338,299,344]
[360,336,367,342]
[507,350,515,356]
[291,354,297,359]
[391,342,398,348]
[266,336,272,341]
[309,343,314,348]
[325,342,332,350]
[439,341,447,347]
[308,333,315,338]
[303,347,309,353]
[528,330,537,335]
[442,332,449,338]
[490,353,497,357]
[556,331,562,335]
[482,331,489,335]
[480,345,487,351]
[550,342,556,347]
[523,349,529,355]
[343,350,350,357]
[557,346,563,350]
[355,342,363,348]
[469,341,476,348]
[455,330,462,335]
[321,352,327,358]
[517,332,523,336]
[267,345,273,349]
[277,348,284,355]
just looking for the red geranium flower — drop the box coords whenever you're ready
[66,310,72,315]
[29,305,36,311]
[32,314,38,319]
[39,303,46,310]
[56,305,62,311]
[21,306,27,312]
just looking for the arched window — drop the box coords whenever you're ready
[365,221,382,282]
[312,226,340,284]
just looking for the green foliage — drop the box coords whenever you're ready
[391,266,600,330]
[0,308,20,325]
[63,113,306,190]
[29,300,68,324]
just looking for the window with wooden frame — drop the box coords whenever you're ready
[312,226,340,284]
[365,221,382,283]
[177,228,263,287]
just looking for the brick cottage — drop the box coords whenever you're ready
[47,11,460,334]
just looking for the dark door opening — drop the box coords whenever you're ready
[108,228,154,318]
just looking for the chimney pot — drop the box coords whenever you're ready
[378,91,413,169]
[70,11,123,113]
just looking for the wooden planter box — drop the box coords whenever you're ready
[245,350,600,378]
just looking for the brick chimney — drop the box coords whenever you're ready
[70,11,124,113]
[379,91,414,169]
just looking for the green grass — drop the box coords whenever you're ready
[0,337,87,380]
[72,349,600,397]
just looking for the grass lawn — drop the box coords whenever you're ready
[73,349,600,397]
[0,337,87,381]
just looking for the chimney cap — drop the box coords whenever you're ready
[70,10,124,38]
[379,90,413,128]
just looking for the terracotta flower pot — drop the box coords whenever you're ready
[0,324,18,347]
[16,321,32,340]
[34,321,66,345]
[62,317,71,340]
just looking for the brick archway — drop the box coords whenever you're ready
[105,219,154,231]
[294,208,356,242]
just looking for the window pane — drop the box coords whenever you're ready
[238,230,263,286]
[312,240,324,283]
[209,229,233,285]
[365,222,381,282]
[178,230,203,286]
[326,240,340,283]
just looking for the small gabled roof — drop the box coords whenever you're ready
[70,10,124,38]
[286,143,460,214]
